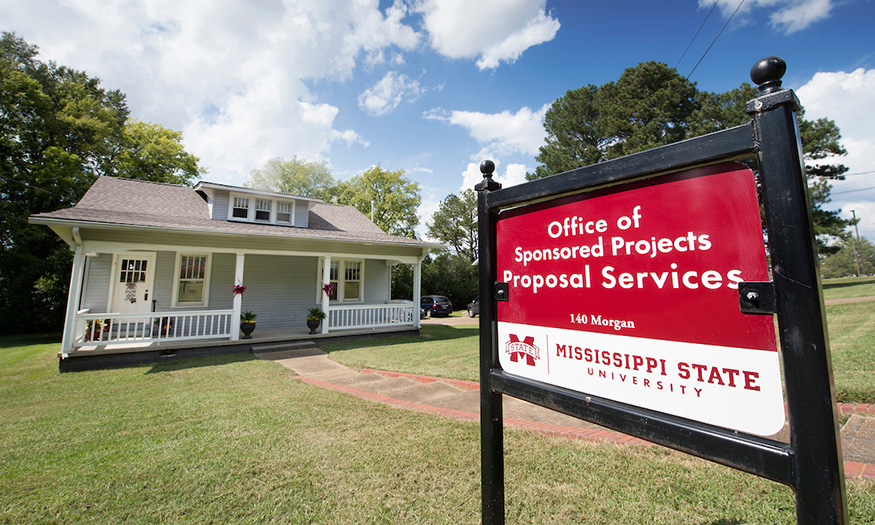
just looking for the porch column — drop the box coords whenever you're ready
[231,253,245,341]
[321,256,331,334]
[413,256,423,329]
[60,245,86,357]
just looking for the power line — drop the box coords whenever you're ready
[675,0,720,69]
[687,0,746,80]
[0,173,72,201]
[832,186,875,196]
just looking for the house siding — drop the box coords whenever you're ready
[208,253,235,310]
[364,259,389,304]
[241,254,318,329]
[212,189,230,220]
[82,254,112,312]
[294,200,308,228]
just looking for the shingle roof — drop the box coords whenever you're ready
[31,176,439,248]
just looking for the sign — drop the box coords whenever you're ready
[495,162,784,435]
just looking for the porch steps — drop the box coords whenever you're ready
[250,341,317,353]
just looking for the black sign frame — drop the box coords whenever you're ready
[476,57,847,524]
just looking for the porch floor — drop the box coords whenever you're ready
[60,324,420,372]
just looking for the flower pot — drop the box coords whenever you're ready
[306,319,321,334]
[240,322,256,339]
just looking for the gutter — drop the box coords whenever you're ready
[28,216,445,251]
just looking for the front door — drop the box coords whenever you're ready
[110,253,156,314]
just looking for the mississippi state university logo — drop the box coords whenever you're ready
[505,334,540,366]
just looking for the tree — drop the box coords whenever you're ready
[529,62,850,254]
[247,156,335,199]
[0,32,203,334]
[421,251,478,309]
[820,237,875,278]
[111,119,204,184]
[529,61,697,180]
[334,165,420,237]
[426,189,478,262]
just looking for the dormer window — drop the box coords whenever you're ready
[255,199,271,221]
[227,191,297,226]
[232,197,250,219]
[276,201,292,225]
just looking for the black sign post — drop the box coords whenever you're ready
[477,57,847,524]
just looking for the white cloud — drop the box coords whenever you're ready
[0,0,419,185]
[428,104,549,157]
[769,0,832,33]
[415,0,559,69]
[797,68,875,238]
[703,0,834,34]
[358,71,426,116]
[460,160,528,192]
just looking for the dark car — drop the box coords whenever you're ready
[421,295,453,317]
[467,297,479,318]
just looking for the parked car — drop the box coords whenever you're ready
[420,295,453,317]
[467,297,480,318]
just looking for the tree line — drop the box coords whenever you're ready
[1,31,857,332]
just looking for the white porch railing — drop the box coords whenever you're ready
[328,303,417,330]
[74,310,234,347]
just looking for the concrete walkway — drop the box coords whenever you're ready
[254,343,875,480]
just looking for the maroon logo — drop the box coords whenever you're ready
[505,334,540,366]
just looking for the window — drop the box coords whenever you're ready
[344,261,361,301]
[119,258,147,283]
[232,197,250,219]
[255,199,271,221]
[276,201,292,225]
[318,259,364,302]
[173,254,211,307]
[227,192,296,226]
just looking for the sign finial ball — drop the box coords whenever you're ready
[480,160,495,177]
[750,56,786,87]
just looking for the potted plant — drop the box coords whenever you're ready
[153,316,174,336]
[307,307,325,334]
[240,311,257,339]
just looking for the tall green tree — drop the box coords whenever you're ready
[820,237,875,278]
[530,61,697,180]
[0,32,202,334]
[334,165,421,237]
[247,156,335,199]
[111,119,204,184]
[426,189,478,262]
[421,251,478,309]
[529,62,850,254]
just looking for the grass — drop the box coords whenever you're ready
[822,275,875,301]
[2,335,874,523]
[325,302,875,403]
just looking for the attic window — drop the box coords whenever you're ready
[276,201,292,224]
[227,191,297,226]
[232,197,249,219]
[255,199,271,221]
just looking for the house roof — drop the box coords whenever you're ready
[30,176,441,249]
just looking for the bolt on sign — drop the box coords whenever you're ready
[495,162,784,436]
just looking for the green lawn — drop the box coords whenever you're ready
[325,301,875,403]
[823,276,875,301]
[2,335,874,522]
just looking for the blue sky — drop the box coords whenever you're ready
[2,0,874,238]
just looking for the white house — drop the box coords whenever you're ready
[30,176,442,365]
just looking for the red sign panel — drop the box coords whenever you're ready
[495,162,784,435]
